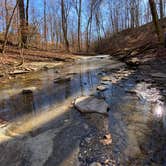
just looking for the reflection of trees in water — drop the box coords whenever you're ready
[79,62,99,95]
[0,92,35,120]
[22,92,35,113]
[0,61,101,121]
[65,79,71,99]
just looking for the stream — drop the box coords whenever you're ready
[0,55,166,166]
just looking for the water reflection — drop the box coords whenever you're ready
[153,102,164,118]
[107,79,166,164]
[0,56,166,164]
[153,101,166,128]
[0,57,108,121]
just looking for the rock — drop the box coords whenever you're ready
[124,48,130,51]
[97,72,104,76]
[29,67,38,71]
[97,85,108,91]
[125,88,136,94]
[74,96,109,115]
[22,87,37,94]
[101,81,111,85]
[130,50,139,56]
[54,70,59,73]
[101,76,112,81]
[101,75,117,83]
[90,162,102,166]
[0,73,4,77]
[43,63,62,70]
[54,76,71,83]
[104,133,112,140]
[127,57,140,66]
[100,133,112,145]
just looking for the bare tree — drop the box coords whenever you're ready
[43,0,47,44]
[61,0,70,52]
[18,0,28,47]
[26,0,29,25]
[72,0,82,51]
[5,0,9,29]
[159,0,164,19]
[149,0,163,42]
[25,0,29,45]
[1,0,19,54]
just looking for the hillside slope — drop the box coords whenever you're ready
[95,19,166,55]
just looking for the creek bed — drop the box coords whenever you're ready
[0,55,165,166]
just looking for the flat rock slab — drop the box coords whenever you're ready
[74,96,109,115]
[101,76,112,81]
[97,85,108,91]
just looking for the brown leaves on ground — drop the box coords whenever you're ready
[1,47,76,63]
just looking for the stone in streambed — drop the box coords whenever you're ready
[126,57,140,66]
[97,85,108,91]
[54,76,71,83]
[101,75,117,84]
[101,76,112,81]
[74,96,109,115]
[101,81,111,85]
[22,87,37,94]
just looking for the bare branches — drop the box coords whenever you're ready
[1,0,19,54]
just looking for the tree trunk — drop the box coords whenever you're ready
[61,0,70,52]
[159,0,164,20]
[26,0,29,26]
[149,0,163,42]
[86,16,92,52]
[26,0,29,45]
[5,0,9,29]
[44,0,47,44]
[77,0,82,52]
[1,0,19,54]
[18,0,27,47]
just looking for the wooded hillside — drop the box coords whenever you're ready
[0,0,166,54]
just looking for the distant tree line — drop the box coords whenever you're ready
[0,0,166,53]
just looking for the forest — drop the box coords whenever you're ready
[0,0,165,53]
[0,0,166,166]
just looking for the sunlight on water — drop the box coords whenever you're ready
[0,100,72,144]
[153,101,165,118]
